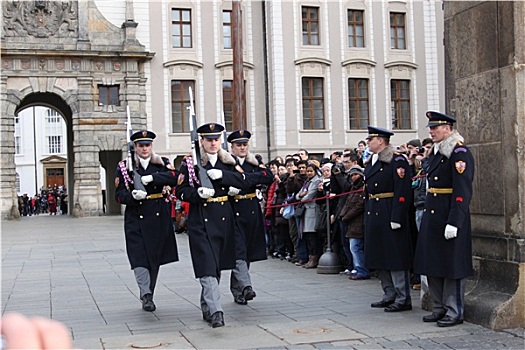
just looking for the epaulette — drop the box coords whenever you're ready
[393,152,408,162]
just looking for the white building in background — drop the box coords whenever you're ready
[92,0,445,163]
[14,107,67,196]
[14,0,445,198]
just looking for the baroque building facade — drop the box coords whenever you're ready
[1,0,444,218]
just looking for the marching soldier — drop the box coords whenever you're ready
[364,126,413,312]
[226,130,274,305]
[414,112,474,327]
[176,123,255,328]
[115,130,179,312]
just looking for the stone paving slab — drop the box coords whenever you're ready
[182,325,288,349]
[1,216,524,350]
[260,319,366,345]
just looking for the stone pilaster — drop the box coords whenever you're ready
[444,0,525,330]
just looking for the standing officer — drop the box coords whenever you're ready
[364,126,413,312]
[176,123,254,328]
[226,130,274,305]
[115,130,179,312]
[414,112,474,327]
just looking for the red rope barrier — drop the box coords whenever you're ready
[263,188,365,210]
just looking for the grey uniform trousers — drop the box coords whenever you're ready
[133,267,159,298]
[427,276,465,319]
[377,269,412,305]
[230,259,252,298]
[200,276,222,315]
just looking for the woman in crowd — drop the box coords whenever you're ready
[296,163,322,268]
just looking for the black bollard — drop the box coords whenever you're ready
[317,191,341,274]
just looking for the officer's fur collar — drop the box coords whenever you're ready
[200,148,236,166]
[243,152,259,166]
[378,146,396,164]
[134,151,163,167]
[433,130,464,158]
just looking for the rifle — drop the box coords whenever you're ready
[220,110,229,152]
[188,87,214,188]
[126,105,147,192]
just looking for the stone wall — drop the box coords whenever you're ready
[0,0,153,219]
[444,1,525,330]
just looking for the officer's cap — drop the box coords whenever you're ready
[366,126,394,140]
[227,129,251,144]
[426,111,456,127]
[197,123,224,139]
[131,130,156,145]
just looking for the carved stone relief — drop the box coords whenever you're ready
[2,0,78,38]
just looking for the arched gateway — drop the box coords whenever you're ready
[1,0,153,219]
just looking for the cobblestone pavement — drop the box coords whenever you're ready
[1,215,524,349]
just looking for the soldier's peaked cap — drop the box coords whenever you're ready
[197,122,224,139]
[366,126,394,139]
[227,129,251,143]
[131,130,156,144]
[426,111,456,127]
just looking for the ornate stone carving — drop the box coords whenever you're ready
[2,0,78,38]
[71,59,80,71]
[55,59,65,70]
[3,59,13,70]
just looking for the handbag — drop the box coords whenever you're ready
[294,203,305,217]
[282,204,295,219]
[315,204,328,233]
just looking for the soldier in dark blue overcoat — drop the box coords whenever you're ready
[414,112,474,327]
[225,130,274,305]
[176,123,259,328]
[364,126,414,313]
[115,130,179,312]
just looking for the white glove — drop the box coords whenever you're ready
[228,186,241,196]
[390,222,401,230]
[444,224,458,240]
[207,169,223,180]
[132,190,147,200]
[197,187,215,199]
[141,175,153,185]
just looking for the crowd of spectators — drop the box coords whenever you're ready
[259,138,433,286]
[18,185,68,217]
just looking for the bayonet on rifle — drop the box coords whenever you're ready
[188,87,214,189]
[126,105,147,192]
[220,110,229,152]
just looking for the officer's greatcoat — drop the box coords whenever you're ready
[230,153,274,262]
[414,131,474,279]
[364,147,413,270]
[176,149,254,278]
[115,154,179,270]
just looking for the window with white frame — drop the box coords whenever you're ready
[348,78,369,129]
[45,109,62,154]
[171,80,195,133]
[348,10,365,48]
[171,8,192,48]
[390,12,406,49]
[223,10,232,49]
[302,6,320,45]
[302,77,325,129]
[391,79,411,129]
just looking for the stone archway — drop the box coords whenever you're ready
[1,0,154,219]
